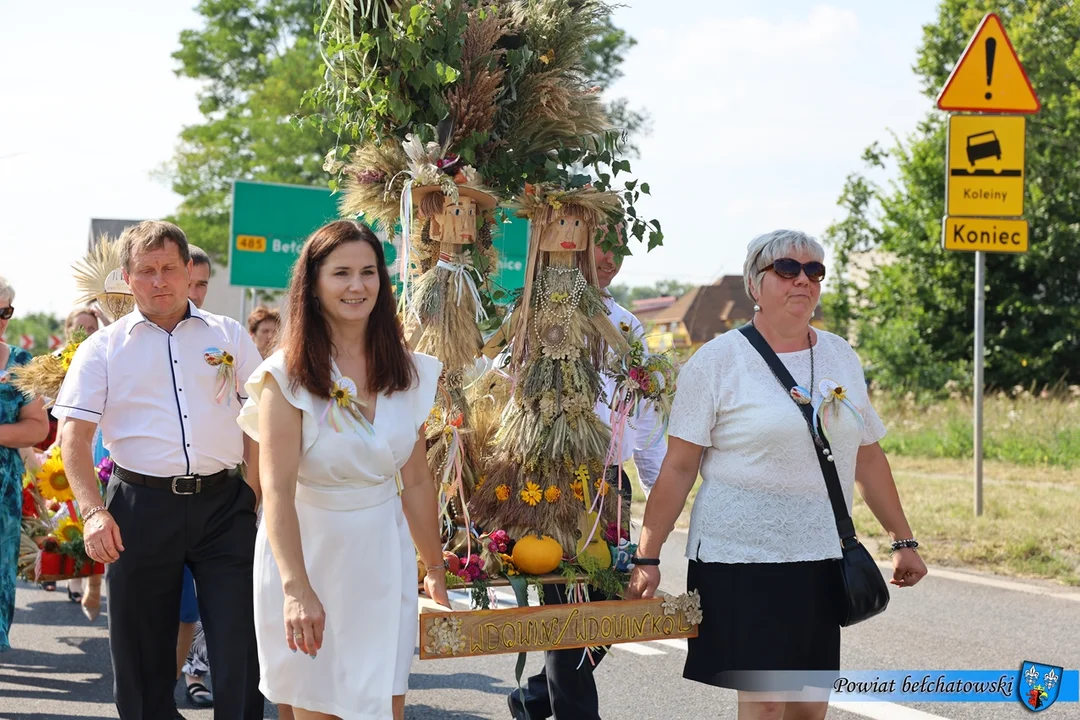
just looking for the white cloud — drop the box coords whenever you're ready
[608,3,936,286]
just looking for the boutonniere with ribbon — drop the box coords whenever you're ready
[322,377,373,435]
[204,348,240,406]
[815,379,864,445]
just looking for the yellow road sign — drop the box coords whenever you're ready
[942,216,1028,253]
[936,13,1039,114]
[947,115,1025,217]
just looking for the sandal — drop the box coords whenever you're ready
[41,581,56,592]
[67,587,83,603]
[185,681,214,708]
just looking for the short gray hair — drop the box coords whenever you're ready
[119,220,190,272]
[189,244,212,270]
[0,275,14,304]
[742,229,826,301]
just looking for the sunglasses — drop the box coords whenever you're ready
[764,258,826,283]
[0,306,12,320]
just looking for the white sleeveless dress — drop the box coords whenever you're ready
[237,350,441,719]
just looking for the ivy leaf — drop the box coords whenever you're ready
[435,61,460,84]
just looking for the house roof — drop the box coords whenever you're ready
[646,276,756,343]
[632,295,678,313]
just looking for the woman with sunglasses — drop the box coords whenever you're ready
[0,277,50,652]
[628,231,925,720]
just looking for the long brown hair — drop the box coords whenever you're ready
[281,220,416,398]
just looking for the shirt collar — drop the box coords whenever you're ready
[126,300,208,334]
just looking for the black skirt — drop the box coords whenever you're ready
[683,559,843,692]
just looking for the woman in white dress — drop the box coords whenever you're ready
[238,220,450,720]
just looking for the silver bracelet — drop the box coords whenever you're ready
[82,505,107,522]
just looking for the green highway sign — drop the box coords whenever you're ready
[489,214,528,301]
[229,179,531,298]
[229,180,400,289]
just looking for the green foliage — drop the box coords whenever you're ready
[4,313,62,357]
[581,17,651,157]
[163,1,653,264]
[306,0,662,257]
[825,0,1080,393]
[876,385,1080,467]
[160,0,337,263]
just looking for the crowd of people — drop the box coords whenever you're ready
[0,219,926,720]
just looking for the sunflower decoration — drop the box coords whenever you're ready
[520,481,542,507]
[35,448,74,503]
[53,517,84,544]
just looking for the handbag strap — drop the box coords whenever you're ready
[737,324,858,548]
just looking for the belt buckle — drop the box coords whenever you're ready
[171,475,201,495]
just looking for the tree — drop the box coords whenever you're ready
[608,280,694,308]
[4,313,62,357]
[161,1,652,265]
[159,0,337,263]
[581,18,651,157]
[825,0,1080,392]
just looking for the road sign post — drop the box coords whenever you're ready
[936,13,1040,517]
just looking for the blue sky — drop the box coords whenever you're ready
[1,1,942,315]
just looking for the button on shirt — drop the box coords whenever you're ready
[53,301,262,477]
[595,297,666,495]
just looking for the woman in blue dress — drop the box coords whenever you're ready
[0,277,49,651]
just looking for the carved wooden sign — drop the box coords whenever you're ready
[419,593,701,660]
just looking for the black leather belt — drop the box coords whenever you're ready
[113,466,235,495]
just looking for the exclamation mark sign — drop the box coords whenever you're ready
[984,37,997,100]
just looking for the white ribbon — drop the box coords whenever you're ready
[399,179,415,313]
[436,257,488,323]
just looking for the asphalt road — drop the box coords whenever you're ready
[2,529,1078,719]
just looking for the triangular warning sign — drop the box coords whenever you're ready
[937,13,1039,114]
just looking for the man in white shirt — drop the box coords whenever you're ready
[55,221,264,720]
[509,233,667,720]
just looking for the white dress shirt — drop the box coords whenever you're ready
[596,297,666,495]
[53,301,262,477]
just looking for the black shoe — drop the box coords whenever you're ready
[67,587,82,603]
[507,690,528,720]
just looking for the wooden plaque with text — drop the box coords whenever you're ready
[419,596,700,660]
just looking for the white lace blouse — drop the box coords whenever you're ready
[669,329,886,564]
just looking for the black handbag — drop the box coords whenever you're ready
[739,324,889,626]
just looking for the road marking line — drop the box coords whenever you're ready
[613,642,666,655]
[875,561,1080,602]
[834,701,951,720]
[653,638,687,651]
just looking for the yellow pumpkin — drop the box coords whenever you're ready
[512,534,563,575]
